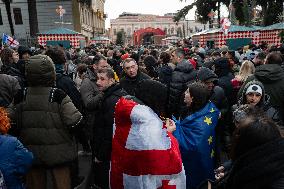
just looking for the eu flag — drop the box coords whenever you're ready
[173,102,220,189]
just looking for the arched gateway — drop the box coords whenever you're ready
[133,27,165,46]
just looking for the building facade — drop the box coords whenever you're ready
[0,0,106,46]
[110,12,208,45]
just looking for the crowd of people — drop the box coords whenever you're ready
[0,40,284,189]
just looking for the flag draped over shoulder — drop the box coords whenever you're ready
[173,102,220,189]
[2,34,19,48]
[111,97,186,189]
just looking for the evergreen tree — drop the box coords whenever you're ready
[116,31,125,46]
[174,0,231,27]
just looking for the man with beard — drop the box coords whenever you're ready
[91,68,127,189]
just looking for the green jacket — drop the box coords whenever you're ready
[14,87,82,167]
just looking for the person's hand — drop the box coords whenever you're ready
[166,118,176,133]
[215,166,225,180]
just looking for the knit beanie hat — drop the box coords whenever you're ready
[245,84,263,96]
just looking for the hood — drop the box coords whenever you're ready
[25,55,56,87]
[175,59,194,73]
[240,80,265,106]
[197,67,218,83]
[255,64,284,83]
[160,65,173,75]
[85,67,97,81]
[213,57,231,77]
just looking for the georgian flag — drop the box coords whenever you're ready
[111,97,186,189]
[2,34,19,47]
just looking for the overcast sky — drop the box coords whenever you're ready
[104,0,197,28]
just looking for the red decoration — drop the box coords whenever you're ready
[133,27,166,46]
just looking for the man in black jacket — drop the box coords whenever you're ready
[120,58,151,96]
[197,67,231,159]
[92,68,127,189]
[213,57,234,106]
[168,48,196,118]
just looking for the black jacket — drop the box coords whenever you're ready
[157,64,173,85]
[120,71,151,96]
[168,59,197,117]
[211,86,231,153]
[1,64,26,89]
[56,73,83,112]
[93,84,128,161]
[1,64,26,104]
[218,138,284,189]
[213,58,234,104]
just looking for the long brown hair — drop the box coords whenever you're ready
[0,47,14,65]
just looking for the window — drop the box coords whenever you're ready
[13,8,23,25]
[113,28,116,35]
[0,9,3,25]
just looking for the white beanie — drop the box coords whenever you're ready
[245,84,262,96]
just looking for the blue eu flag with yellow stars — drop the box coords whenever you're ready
[173,102,220,189]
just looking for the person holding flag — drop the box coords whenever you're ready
[110,97,186,189]
[171,82,220,189]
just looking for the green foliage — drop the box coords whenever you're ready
[174,0,231,24]
[174,3,196,22]
[195,0,217,24]
[264,1,283,26]
[233,0,283,26]
[116,31,125,46]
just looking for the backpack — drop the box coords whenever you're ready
[0,170,7,189]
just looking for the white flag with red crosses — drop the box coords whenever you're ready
[111,97,186,189]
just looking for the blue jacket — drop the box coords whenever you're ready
[0,135,33,189]
[173,102,220,189]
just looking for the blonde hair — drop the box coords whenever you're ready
[238,60,255,82]
[0,107,11,135]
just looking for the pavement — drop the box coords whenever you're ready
[76,146,92,189]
